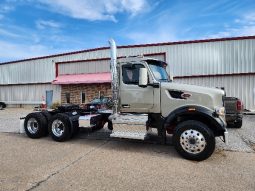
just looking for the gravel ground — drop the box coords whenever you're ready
[0,108,31,133]
[0,108,254,191]
[216,115,255,153]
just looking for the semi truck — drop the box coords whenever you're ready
[23,39,228,161]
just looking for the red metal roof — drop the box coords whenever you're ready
[52,72,111,85]
[1,35,255,65]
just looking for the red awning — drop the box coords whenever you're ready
[52,72,111,84]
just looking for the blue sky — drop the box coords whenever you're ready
[0,0,255,62]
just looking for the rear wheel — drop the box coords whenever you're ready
[173,120,215,161]
[41,111,52,135]
[49,113,73,142]
[24,112,47,138]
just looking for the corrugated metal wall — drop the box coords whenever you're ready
[0,84,61,104]
[167,39,255,77]
[58,54,165,75]
[175,75,255,110]
[58,60,110,75]
[145,54,165,61]
[0,60,55,84]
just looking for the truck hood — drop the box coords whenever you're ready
[160,82,225,117]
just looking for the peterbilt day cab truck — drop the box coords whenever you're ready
[23,39,228,161]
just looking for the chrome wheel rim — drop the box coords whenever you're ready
[27,118,39,134]
[52,119,65,137]
[180,129,206,154]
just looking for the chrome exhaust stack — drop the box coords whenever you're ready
[108,39,119,119]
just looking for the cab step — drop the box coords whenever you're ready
[110,113,149,140]
[110,131,148,140]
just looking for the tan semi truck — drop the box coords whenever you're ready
[23,39,228,161]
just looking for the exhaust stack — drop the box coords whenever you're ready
[109,39,119,118]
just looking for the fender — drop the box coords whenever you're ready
[164,105,226,136]
[65,112,80,135]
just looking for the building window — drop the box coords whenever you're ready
[81,92,86,104]
[65,93,70,103]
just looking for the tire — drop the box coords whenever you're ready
[108,121,113,130]
[71,120,80,137]
[49,113,73,142]
[41,111,52,135]
[233,120,242,128]
[91,115,106,131]
[24,112,47,139]
[0,102,5,110]
[173,120,215,161]
[227,120,242,129]
[95,120,106,130]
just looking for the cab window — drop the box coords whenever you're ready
[122,64,145,85]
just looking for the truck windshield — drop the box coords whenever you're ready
[146,60,170,82]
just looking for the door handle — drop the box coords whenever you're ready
[122,104,130,108]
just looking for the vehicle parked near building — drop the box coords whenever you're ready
[83,96,113,111]
[23,39,228,161]
[224,97,243,128]
[0,102,6,110]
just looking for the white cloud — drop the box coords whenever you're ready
[0,24,41,43]
[126,29,177,44]
[0,4,14,13]
[38,0,150,22]
[206,12,255,38]
[244,13,255,22]
[123,8,178,44]
[0,40,51,62]
[36,20,62,30]
[208,26,255,39]
[0,28,22,38]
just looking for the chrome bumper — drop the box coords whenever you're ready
[224,130,229,145]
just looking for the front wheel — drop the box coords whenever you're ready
[173,120,215,161]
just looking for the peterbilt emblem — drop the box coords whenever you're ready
[181,92,192,99]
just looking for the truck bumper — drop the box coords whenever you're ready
[218,116,229,145]
[225,113,243,125]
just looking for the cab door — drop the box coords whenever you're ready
[120,63,154,113]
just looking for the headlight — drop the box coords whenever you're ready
[215,107,225,116]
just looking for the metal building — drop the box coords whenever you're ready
[0,36,254,110]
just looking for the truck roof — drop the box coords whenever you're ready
[118,56,167,65]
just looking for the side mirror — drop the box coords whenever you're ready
[139,68,148,87]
